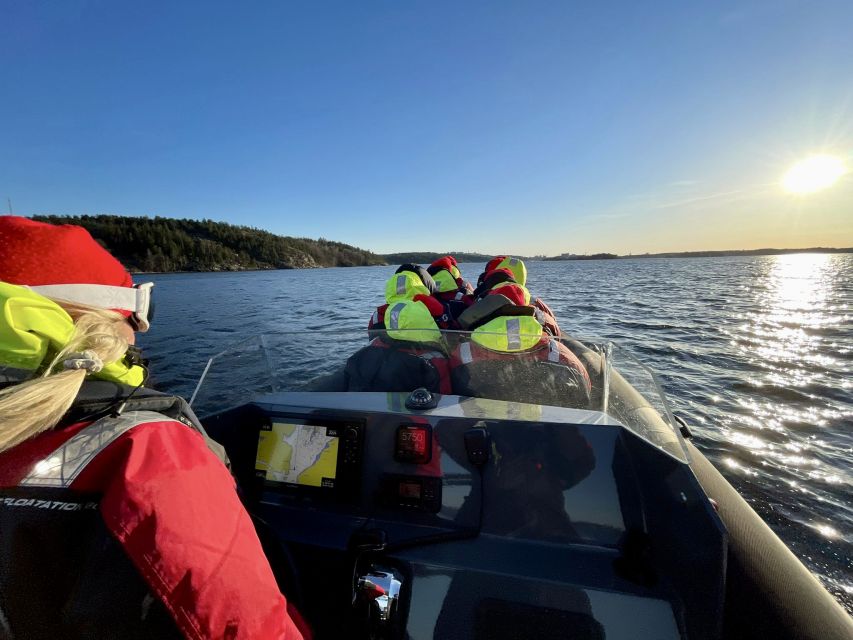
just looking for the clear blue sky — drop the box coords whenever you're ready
[2,1,852,255]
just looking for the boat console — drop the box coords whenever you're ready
[203,390,727,640]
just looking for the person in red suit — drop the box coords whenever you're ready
[0,216,309,639]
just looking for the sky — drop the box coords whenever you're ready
[2,0,852,255]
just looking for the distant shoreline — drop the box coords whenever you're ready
[597,247,852,259]
[387,247,853,264]
[132,247,853,275]
[28,214,852,272]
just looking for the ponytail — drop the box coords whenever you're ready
[0,303,130,454]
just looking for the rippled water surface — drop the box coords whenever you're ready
[141,254,852,611]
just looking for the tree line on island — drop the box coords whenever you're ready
[33,215,386,272]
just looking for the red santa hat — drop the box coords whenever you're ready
[0,216,132,287]
[0,216,152,330]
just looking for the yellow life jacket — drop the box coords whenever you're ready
[385,271,431,303]
[0,282,145,386]
[471,315,544,352]
[431,269,460,294]
[495,257,527,287]
[384,300,443,345]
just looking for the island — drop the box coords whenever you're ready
[33,215,385,272]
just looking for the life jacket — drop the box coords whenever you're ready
[427,257,474,303]
[449,307,591,409]
[482,256,527,287]
[473,267,562,337]
[0,381,306,640]
[0,282,147,389]
[385,265,437,300]
[472,268,518,300]
[470,314,546,352]
[370,266,456,331]
[351,300,452,394]
[532,298,562,338]
[369,294,455,332]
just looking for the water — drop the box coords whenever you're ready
[140,254,853,611]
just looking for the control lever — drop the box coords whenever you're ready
[464,427,490,467]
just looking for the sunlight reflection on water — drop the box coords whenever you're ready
[731,256,850,488]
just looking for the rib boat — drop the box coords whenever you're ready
[192,329,852,640]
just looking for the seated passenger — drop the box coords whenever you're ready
[427,256,475,305]
[477,256,562,337]
[349,298,452,393]
[368,264,453,332]
[473,266,561,337]
[481,255,528,288]
[472,267,529,302]
[450,292,590,408]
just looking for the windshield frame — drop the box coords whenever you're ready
[188,329,690,463]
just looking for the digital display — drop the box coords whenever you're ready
[256,422,340,488]
[395,424,432,464]
[380,473,442,513]
[398,481,422,499]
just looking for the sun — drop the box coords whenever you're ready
[781,155,848,194]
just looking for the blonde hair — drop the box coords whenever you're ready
[0,302,130,454]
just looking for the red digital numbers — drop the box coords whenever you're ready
[395,425,432,463]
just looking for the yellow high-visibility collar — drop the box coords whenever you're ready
[495,257,527,287]
[0,282,145,386]
[385,299,443,344]
[432,270,458,293]
[385,271,431,303]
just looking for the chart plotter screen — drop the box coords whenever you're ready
[255,421,340,488]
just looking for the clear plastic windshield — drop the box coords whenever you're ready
[189,329,688,462]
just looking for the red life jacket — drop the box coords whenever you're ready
[0,400,308,640]
[473,268,516,299]
[449,337,591,409]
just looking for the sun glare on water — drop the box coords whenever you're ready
[781,155,848,194]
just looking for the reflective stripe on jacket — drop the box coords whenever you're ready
[471,315,545,352]
[453,334,592,395]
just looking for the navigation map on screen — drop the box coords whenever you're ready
[256,422,340,488]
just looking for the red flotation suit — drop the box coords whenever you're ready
[449,312,591,409]
[0,390,308,640]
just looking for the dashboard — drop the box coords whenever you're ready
[202,391,726,640]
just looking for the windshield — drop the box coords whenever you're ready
[189,329,687,462]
